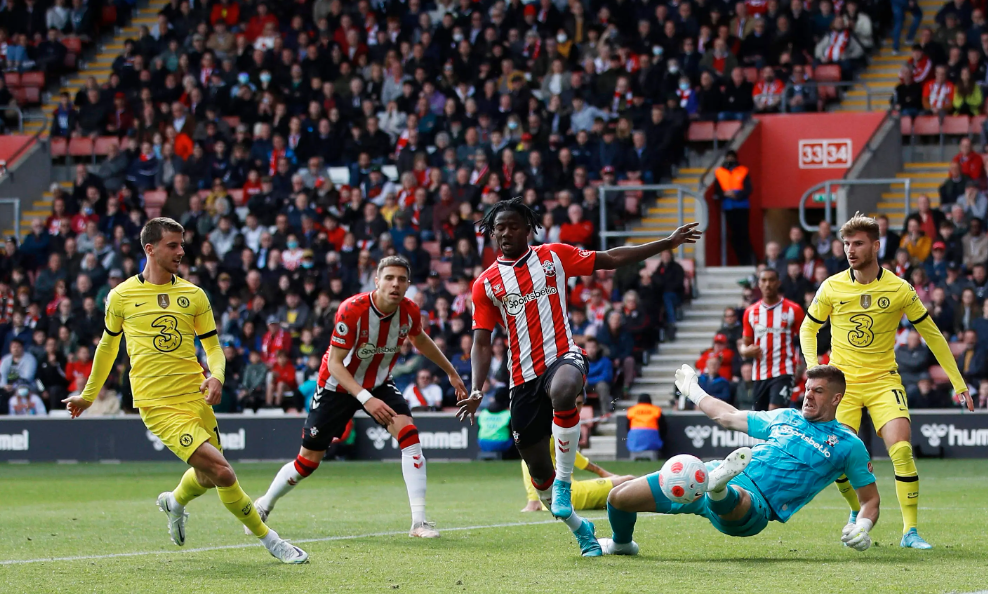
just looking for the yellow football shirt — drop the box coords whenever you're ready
[805,268,927,384]
[104,274,217,407]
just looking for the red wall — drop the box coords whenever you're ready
[0,135,34,166]
[705,112,885,266]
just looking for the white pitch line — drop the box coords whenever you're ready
[0,516,607,567]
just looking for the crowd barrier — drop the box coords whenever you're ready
[0,413,478,462]
[616,410,988,459]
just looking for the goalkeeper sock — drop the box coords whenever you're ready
[217,480,269,538]
[532,476,554,511]
[835,474,861,512]
[607,502,637,544]
[263,455,319,510]
[173,468,208,507]
[399,425,428,525]
[889,440,919,535]
[706,485,740,516]
[562,510,584,532]
[552,408,581,483]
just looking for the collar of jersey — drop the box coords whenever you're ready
[137,273,177,285]
[497,247,533,267]
[368,293,397,320]
[847,267,882,284]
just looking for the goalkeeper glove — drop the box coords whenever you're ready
[841,518,873,552]
[674,364,708,406]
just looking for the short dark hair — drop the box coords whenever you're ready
[140,217,185,250]
[377,255,411,276]
[759,267,780,280]
[806,364,846,395]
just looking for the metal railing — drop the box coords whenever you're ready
[0,112,49,184]
[0,199,22,238]
[0,105,25,132]
[780,81,890,113]
[598,184,709,260]
[798,178,914,232]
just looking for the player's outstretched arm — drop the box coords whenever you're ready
[63,330,122,417]
[412,331,468,401]
[592,222,702,270]
[842,482,880,552]
[326,345,397,426]
[674,364,748,433]
[913,316,975,411]
[457,329,492,424]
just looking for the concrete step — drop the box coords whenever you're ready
[581,435,616,460]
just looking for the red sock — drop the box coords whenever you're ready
[293,455,320,477]
[553,407,580,428]
[532,476,554,491]
[398,425,420,449]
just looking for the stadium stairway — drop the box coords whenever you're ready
[624,167,704,257]
[838,0,939,112]
[874,159,948,229]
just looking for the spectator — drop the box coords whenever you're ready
[908,373,949,408]
[238,349,268,412]
[953,138,985,187]
[260,314,291,364]
[963,217,988,270]
[752,66,784,113]
[893,65,924,118]
[896,330,930,388]
[814,16,865,78]
[403,369,442,411]
[8,382,46,416]
[953,67,983,115]
[477,395,514,454]
[956,329,987,385]
[595,310,636,398]
[941,161,971,206]
[266,349,300,412]
[584,337,613,407]
[891,0,924,53]
[781,259,812,303]
[763,241,787,278]
[783,225,807,261]
[958,182,988,221]
[695,333,735,381]
[877,214,902,263]
[697,356,732,402]
[906,195,946,246]
[82,386,121,417]
[0,339,37,403]
[923,65,955,115]
[718,307,744,351]
[733,362,756,409]
[900,217,932,266]
[626,394,663,452]
[652,250,685,338]
[955,288,980,337]
[65,344,92,394]
[720,67,755,120]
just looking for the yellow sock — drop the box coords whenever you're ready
[889,441,919,534]
[174,468,209,506]
[835,474,861,512]
[216,480,269,538]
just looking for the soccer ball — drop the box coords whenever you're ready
[658,454,708,504]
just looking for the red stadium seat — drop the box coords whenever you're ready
[900,115,913,137]
[481,246,495,268]
[912,115,940,137]
[50,137,68,158]
[64,53,78,70]
[62,36,82,55]
[143,190,168,218]
[941,115,970,136]
[93,136,120,156]
[4,72,21,88]
[928,365,949,385]
[20,72,44,88]
[813,64,841,82]
[949,341,967,357]
[10,88,27,104]
[430,260,452,278]
[229,188,244,205]
[22,86,40,104]
[68,137,93,157]
[687,121,715,142]
[972,115,987,135]
[101,5,116,26]
[743,67,758,83]
[422,241,440,258]
[716,120,742,141]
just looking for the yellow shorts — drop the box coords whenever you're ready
[536,477,615,511]
[139,399,222,462]
[837,374,910,435]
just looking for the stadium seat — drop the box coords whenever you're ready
[328,166,350,186]
[68,136,93,158]
[4,72,20,88]
[50,136,68,158]
[229,188,244,205]
[912,115,940,137]
[62,37,82,55]
[743,67,758,83]
[481,246,495,267]
[20,72,44,88]
[972,115,987,136]
[928,365,949,385]
[900,115,913,137]
[93,136,120,156]
[430,260,452,278]
[422,241,440,258]
[143,190,168,219]
[813,65,841,82]
[715,120,742,142]
[949,342,967,357]
[101,5,116,26]
[941,115,970,137]
[687,121,715,143]
[64,53,78,70]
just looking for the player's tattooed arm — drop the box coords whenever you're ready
[593,222,702,270]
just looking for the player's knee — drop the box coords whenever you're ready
[548,372,583,410]
[211,461,237,488]
[607,482,632,510]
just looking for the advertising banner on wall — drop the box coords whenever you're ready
[617,411,988,459]
[0,413,477,462]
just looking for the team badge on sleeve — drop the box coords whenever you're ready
[336,322,349,335]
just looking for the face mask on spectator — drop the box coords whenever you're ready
[287,240,299,250]
[16,387,29,398]
[302,261,314,269]
[260,73,272,83]
[453,33,464,43]
[668,64,679,74]
[557,33,567,43]
[652,46,663,57]
[679,81,690,91]
[508,121,519,130]
[238,73,249,84]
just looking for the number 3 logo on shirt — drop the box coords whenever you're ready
[151,314,183,352]
[847,313,875,348]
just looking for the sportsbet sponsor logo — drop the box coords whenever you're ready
[502,286,558,316]
[356,342,401,359]
[0,430,29,451]
[921,423,988,447]
[366,426,469,450]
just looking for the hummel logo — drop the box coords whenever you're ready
[558,439,570,453]
[413,455,423,469]
[136,302,146,307]
[287,478,297,486]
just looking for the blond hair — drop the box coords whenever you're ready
[839,212,879,242]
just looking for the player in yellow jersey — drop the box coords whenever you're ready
[799,214,974,550]
[62,218,308,564]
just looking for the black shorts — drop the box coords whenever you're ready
[301,380,411,451]
[753,375,793,411]
[508,353,588,449]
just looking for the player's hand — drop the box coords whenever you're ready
[456,391,483,425]
[666,222,702,248]
[957,390,975,412]
[61,395,92,418]
[448,372,468,403]
[744,345,764,360]
[841,519,873,552]
[521,501,543,512]
[674,364,706,405]
[200,376,223,405]
[364,397,397,427]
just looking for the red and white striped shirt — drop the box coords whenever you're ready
[472,243,596,388]
[742,298,805,381]
[318,292,423,391]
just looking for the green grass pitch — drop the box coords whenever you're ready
[1,459,987,593]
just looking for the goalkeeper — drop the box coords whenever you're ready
[598,364,880,556]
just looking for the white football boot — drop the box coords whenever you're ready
[598,538,640,556]
[409,521,440,538]
[707,447,753,493]
[156,492,189,546]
